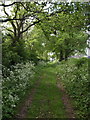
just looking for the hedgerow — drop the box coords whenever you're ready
[56,58,89,119]
[2,62,35,118]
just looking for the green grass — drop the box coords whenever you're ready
[15,68,40,116]
[27,67,67,118]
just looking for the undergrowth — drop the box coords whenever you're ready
[2,62,35,119]
[56,57,89,119]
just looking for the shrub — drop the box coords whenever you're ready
[56,58,89,119]
[75,57,88,68]
[2,62,35,118]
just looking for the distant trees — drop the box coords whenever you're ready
[38,2,88,61]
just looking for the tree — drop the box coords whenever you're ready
[1,2,45,65]
[1,1,89,67]
[38,2,88,61]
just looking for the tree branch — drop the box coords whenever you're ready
[3,26,14,33]
[13,3,19,19]
[0,2,17,7]
[0,18,25,22]
[6,33,14,39]
[20,20,41,34]
[3,7,17,37]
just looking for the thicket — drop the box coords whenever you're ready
[56,58,89,119]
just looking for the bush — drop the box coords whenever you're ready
[75,57,88,68]
[56,58,89,119]
[2,62,35,118]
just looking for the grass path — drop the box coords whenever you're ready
[16,65,75,118]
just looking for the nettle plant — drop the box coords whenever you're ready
[2,62,35,118]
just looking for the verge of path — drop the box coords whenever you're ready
[15,76,41,118]
[56,75,75,118]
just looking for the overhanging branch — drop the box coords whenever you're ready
[20,20,41,34]
[0,18,25,22]
[0,2,17,7]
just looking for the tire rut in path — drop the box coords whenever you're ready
[15,77,40,118]
[57,76,75,118]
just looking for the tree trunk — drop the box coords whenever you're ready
[64,49,69,61]
[59,49,64,61]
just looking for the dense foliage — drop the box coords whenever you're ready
[1,2,89,66]
[2,62,35,118]
[56,58,89,119]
